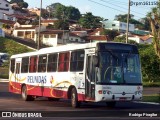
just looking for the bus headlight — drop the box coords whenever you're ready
[135,91,142,95]
[98,90,112,95]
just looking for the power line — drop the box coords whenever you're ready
[88,0,144,19]
[101,0,154,10]
[99,0,147,16]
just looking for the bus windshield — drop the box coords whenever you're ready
[96,51,142,85]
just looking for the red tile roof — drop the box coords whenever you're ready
[15,26,37,30]
[140,35,153,41]
[129,34,153,41]
[86,35,108,41]
[69,32,80,37]
[41,30,69,34]
[89,28,104,35]
[0,19,16,25]
[41,20,58,23]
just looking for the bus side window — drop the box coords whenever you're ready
[21,57,29,73]
[58,52,70,72]
[10,59,15,73]
[38,55,47,72]
[70,50,84,71]
[47,54,57,72]
[29,56,37,73]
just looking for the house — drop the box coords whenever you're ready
[128,35,153,44]
[89,28,104,36]
[131,29,150,36]
[86,35,109,43]
[0,0,14,19]
[102,20,135,32]
[69,32,85,43]
[37,30,69,47]
[0,19,16,34]
[13,25,46,40]
[70,31,88,37]
[41,19,58,26]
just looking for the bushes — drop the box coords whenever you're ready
[138,44,160,83]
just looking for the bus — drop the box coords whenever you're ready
[9,42,143,108]
[0,53,9,66]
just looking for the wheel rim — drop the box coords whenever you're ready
[22,87,26,99]
[72,92,75,106]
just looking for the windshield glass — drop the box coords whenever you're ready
[96,51,142,84]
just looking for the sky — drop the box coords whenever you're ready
[20,0,158,20]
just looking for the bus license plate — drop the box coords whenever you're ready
[119,97,126,101]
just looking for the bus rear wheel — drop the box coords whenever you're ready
[71,88,80,108]
[21,85,35,101]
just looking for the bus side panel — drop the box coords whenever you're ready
[26,85,68,99]
[9,81,21,94]
[9,70,22,94]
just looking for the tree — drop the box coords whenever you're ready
[114,35,137,45]
[49,3,81,21]
[79,12,101,29]
[54,20,69,30]
[65,6,80,20]
[101,29,119,40]
[10,0,28,8]
[138,44,160,82]
[147,0,160,59]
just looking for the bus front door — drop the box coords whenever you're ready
[85,54,95,100]
[15,58,21,89]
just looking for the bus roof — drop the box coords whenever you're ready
[10,42,136,58]
[11,42,100,58]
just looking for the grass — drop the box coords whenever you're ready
[143,95,160,103]
[143,82,160,87]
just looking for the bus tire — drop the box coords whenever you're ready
[48,97,60,101]
[21,85,35,101]
[71,87,80,108]
[106,101,116,107]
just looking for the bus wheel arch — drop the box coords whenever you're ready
[21,84,35,101]
[68,86,80,108]
[67,85,75,99]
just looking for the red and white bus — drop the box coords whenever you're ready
[9,42,143,108]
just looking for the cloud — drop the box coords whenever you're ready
[79,5,92,14]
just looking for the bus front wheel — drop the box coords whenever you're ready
[21,85,35,101]
[71,88,80,108]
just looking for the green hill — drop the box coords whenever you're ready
[0,37,34,78]
[0,37,34,56]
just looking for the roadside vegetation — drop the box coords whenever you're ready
[143,95,160,103]
[0,37,34,78]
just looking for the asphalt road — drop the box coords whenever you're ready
[0,82,160,120]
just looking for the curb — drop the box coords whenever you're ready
[134,101,160,105]
[0,79,9,82]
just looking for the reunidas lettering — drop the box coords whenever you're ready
[27,76,47,84]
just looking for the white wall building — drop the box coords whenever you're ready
[0,0,14,20]
[128,35,153,44]
[102,20,135,32]
[69,33,85,43]
[39,30,69,46]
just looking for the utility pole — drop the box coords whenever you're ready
[37,0,42,50]
[126,0,130,43]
